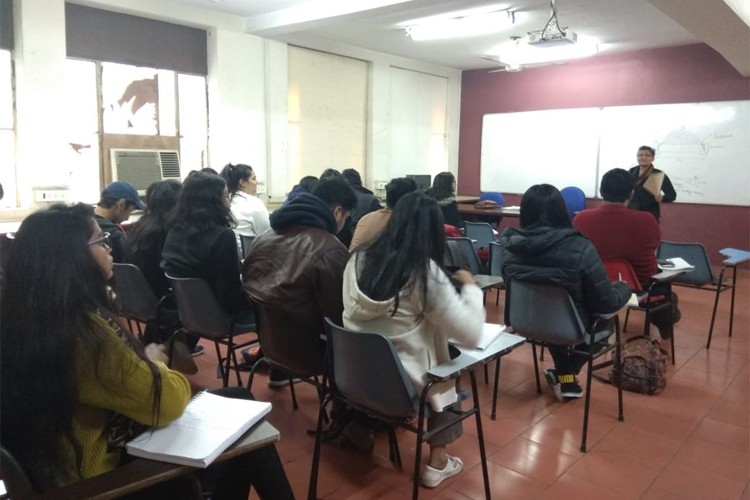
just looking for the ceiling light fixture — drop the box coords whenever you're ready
[405,8,516,41]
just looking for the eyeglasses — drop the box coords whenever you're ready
[88,232,112,248]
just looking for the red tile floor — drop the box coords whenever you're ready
[185,270,749,499]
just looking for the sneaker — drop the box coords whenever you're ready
[268,369,300,388]
[553,374,583,401]
[421,455,463,488]
[239,346,263,370]
[190,345,205,357]
[543,368,557,388]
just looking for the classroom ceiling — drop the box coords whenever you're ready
[163,0,750,75]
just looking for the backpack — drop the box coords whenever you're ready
[609,336,667,395]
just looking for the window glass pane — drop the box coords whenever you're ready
[102,62,160,135]
[178,73,207,175]
[0,50,11,129]
[158,69,176,136]
[0,50,14,208]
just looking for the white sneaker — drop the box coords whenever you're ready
[421,455,463,488]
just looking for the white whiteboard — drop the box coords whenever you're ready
[481,108,602,197]
[480,100,750,206]
[598,101,750,206]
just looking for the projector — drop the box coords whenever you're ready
[527,29,578,46]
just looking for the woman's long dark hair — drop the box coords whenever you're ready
[220,163,254,197]
[125,180,181,254]
[519,184,573,229]
[169,171,233,233]
[0,204,161,490]
[426,172,456,201]
[355,192,445,315]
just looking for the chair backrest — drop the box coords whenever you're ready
[479,191,504,205]
[657,241,714,285]
[324,319,417,419]
[507,280,585,345]
[240,235,256,258]
[560,186,586,219]
[463,221,495,249]
[0,446,36,498]
[251,299,326,377]
[167,275,230,339]
[446,237,485,274]
[602,258,642,293]
[488,241,504,277]
[113,263,160,322]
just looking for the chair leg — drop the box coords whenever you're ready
[706,268,725,349]
[483,364,489,384]
[387,426,402,469]
[307,394,332,500]
[580,346,595,453]
[623,308,631,332]
[539,344,545,361]
[614,318,624,422]
[469,371,492,500]
[230,346,243,387]
[531,343,542,394]
[728,265,737,338]
[412,383,431,500]
[490,358,501,420]
[213,342,228,388]
[289,376,299,410]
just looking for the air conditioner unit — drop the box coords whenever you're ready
[110,149,181,194]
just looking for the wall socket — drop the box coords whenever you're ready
[34,189,70,202]
[375,181,388,190]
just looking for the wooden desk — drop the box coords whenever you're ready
[33,422,280,500]
[458,204,520,218]
[455,195,481,204]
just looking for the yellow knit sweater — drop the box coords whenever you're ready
[60,314,191,484]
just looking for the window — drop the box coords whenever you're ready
[0,49,15,208]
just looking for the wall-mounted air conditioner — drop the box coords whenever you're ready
[110,149,181,194]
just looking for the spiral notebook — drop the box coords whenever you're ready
[126,392,272,468]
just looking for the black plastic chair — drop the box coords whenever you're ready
[239,234,256,259]
[463,221,495,250]
[507,279,624,452]
[487,241,506,306]
[246,298,328,412]
[446,237,486,274]
[309,319,492,500]
[113,263,177,340]
[657,241,735,349]
[167,274,257,387]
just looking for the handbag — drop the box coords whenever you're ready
[609,335,667,395]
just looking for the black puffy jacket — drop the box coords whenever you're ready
[499,225,630,329]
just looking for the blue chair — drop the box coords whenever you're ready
[477,192,505,227]
[560,186,586,220]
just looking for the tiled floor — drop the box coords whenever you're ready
[186,270,749,499]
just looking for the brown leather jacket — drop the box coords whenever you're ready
[242,225,348,334]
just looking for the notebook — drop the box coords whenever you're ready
[126,392,272,468]
[658,257,695,271]
[450,323,506,350]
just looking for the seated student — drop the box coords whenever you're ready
[574,168,679,338]
[220,163,271,239]
[161,172,253,327]
[500,184,630,400]
[94,181,145,262]
[341,168,382,228]
[425,172,463,229]
[0,203,293,499]
[343,192,485,488]
[281,175,319,207]
[349,176,417,251]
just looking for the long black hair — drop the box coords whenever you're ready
[220,163,254,197]
[355,191,445,315]
[0,204,162,490]
[170,171,233,233]
[426,172,455,201]
[126,179,181,255]
[519,184,572,229]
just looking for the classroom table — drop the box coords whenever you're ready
[458,203,520,218]
[719,248,750,340]
[33,421,280,500]
[455,195,481,204]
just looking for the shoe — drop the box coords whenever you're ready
[553,374,583,401]
[238,346,263,370]
[421,455,463,488]
[268,369,300,388]
[543,368,557,388]
[190,345,205,357]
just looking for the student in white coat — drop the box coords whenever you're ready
[342,191,486,489]
[220,163,270,244]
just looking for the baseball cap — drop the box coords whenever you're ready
[102,181,146,210]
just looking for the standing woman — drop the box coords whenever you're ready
[628,145,676,221]
[425,172,463,229]
[343,191,485,488]
[220,163,270,239]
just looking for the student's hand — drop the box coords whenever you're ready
[145,343,170,364]
[452,270,476,286]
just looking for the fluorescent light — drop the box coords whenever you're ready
[405,9,515,41]
[497,35,599,66]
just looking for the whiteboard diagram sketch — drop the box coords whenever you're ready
[598,101,749,206]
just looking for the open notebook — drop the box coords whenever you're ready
[450,323,506,351]
[126,392,272,468]
[658,257,695,271]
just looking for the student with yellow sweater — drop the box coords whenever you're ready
[0,203,292,499]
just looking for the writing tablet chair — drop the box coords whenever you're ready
[167,275,258,387]
[309,319,492,500]
[657,241,734,349]
[507,279,623,452]
[487,241,506,306]
[560,186,586,221]
[446,237,486,275]
[463,221,496,251]
[113,263,177,340]
[239,234,256,259]
[477,191,504,227]
[603,259,676,364]
[246,297,328,412]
